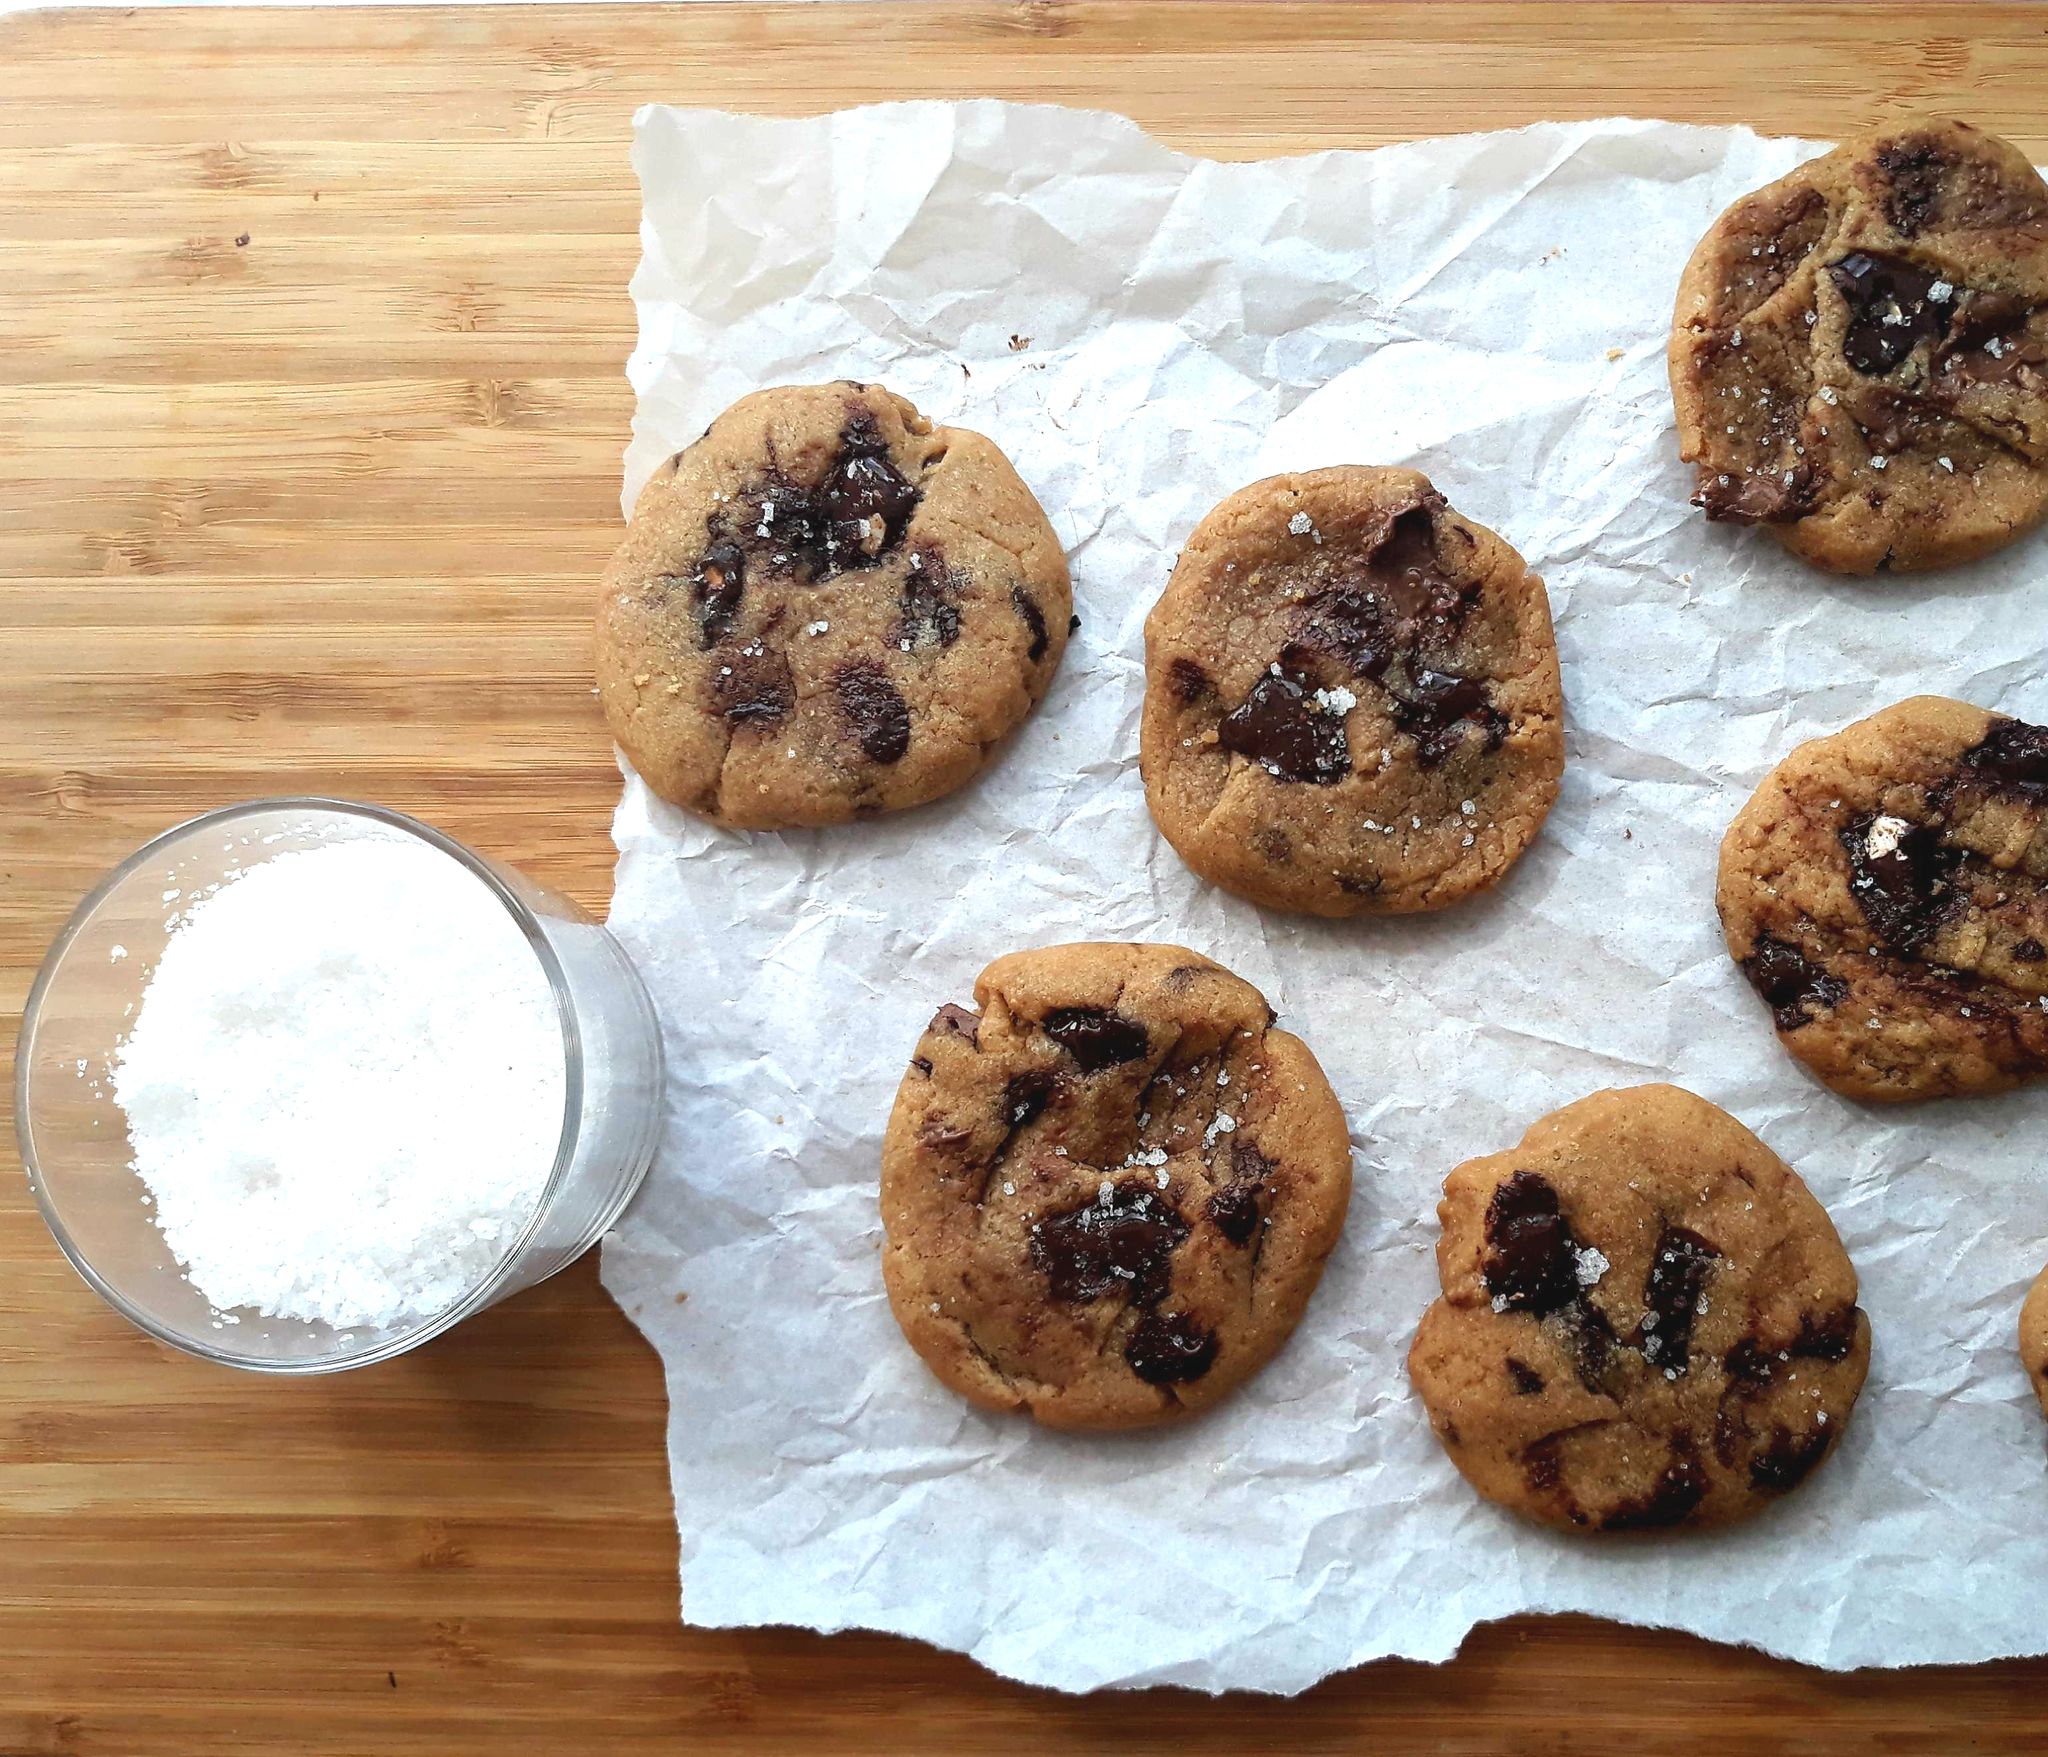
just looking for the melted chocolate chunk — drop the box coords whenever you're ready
[896,560,962,650]
[1561,1300,1621,1396]
[1696,461,1817,525]
[1390,668,1503,767]
[1011,585,1049,663]
[929,1003,980,1043]
[1168,657,1213,703]
[910,1055,933,1077]
[1873,140,1948,237]
[1206,1139,1273,1246]
[1001,1070,1054,1129]
[712,644,794,727]
[1524,1434,1564,1495]
[1742,934,1849,1031]
[1602,1438,1708,1531]
[1964,715,2048,799]
[1295,588,1392,679]
[1483,1171,1580,1316]
[1124,1310,1218,1384]
[1031,1183,1188,1305]
[2015,938,2046,963]
[1370,499,1471,640]
[1829,252,1951,375]
[821,414,919,563]
[1842,810,1960,955]
[1793,1305,1860,1363]
[1041,1006,1149,1072]
[692,541,746,647]
[1639,1226,1720,1376]
[834,661,912,764]
[1506,1358,1546,1395]
[1750,1425,1833,1492]
[1218,669,1350,784]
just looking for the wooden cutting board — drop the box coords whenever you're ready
[4,5,2046,1750]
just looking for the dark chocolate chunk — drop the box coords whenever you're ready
[1602,1438,1709,1531]
[1370,497,1470,642]
[1030,1182,1188,1305]
[822,414,919,562]
[1001,1070,1054,1129]
[711,644,794,727]
[1218,669,1350,784]
[1842,810,1959,955]
[1561,1300,1621,1395]
[1828,252,1951,375]
[1695,461,1817,525]
[692,541,746,647]
[1483,1171,1580,1317]
[1506,1357,1546,1395]
[1524,1434,1565,1495]
[1964,715,2048,799]
[2015,938,2046,963]
[833,661,912,764]
[1041,1006,1150,1071]
[1639,1226,1720,1376]
[1206,1138,1273,1246]
[1750,1424,1833,1492]
[1741,934,1849,1031]
[1391,667,1503,767]
[1124,1310,1218,1384]
[1168,657,1213,703]
[929,1003,981,1043]
[896,560,962,650]
[910,1055,933,1077]
[1011,584,1049,663]
[1872,140,1948,237]
[1793,1305,1860,1363]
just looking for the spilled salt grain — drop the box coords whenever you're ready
[111,837,565,1330]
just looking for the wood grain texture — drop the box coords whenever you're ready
[2,4,2046,1751]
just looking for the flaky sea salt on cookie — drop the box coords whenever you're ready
[1139,466,1563,916]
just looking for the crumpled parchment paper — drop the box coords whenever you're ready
[599,101,2048,1695]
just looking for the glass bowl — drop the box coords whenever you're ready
[14,798,665,1372]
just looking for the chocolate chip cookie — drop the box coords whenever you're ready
[1671,117,2048,574]
[880,943,1353,1429]
[2022,1264,2048,1422]
[596,382,1071,828]
[1408,1086,1870,1533]
[1139,467,1564,916]
[1719,695,2048,1102]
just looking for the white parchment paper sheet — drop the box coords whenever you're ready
[599,102,2048,1695]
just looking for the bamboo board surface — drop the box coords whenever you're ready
[4,5,2048,1751]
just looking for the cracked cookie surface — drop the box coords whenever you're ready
[880,942,1352,1429]
[1408,1085,1870,1533]
[596,381,1070,828]
[2022,1266,2048,1422]
[1719,695,2048,1101]
[1139,466,1563,917]
[1671,117,2048,574]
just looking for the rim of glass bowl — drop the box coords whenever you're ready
[14,797,585,1374]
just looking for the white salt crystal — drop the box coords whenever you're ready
[111,837,565,1331]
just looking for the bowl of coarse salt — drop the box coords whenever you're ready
[15,798,665,1371]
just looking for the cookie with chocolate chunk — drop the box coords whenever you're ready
[2022,1265,2048,1421]
[1408,1085,1870,1533]
[1139,467,1564,916]
[1719,695,2048,1101]
[1671,117,2048,574]
[596,381,1071,827]
[880,943,1352,1429]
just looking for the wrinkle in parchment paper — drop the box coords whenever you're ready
[599,102,2048,1695]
